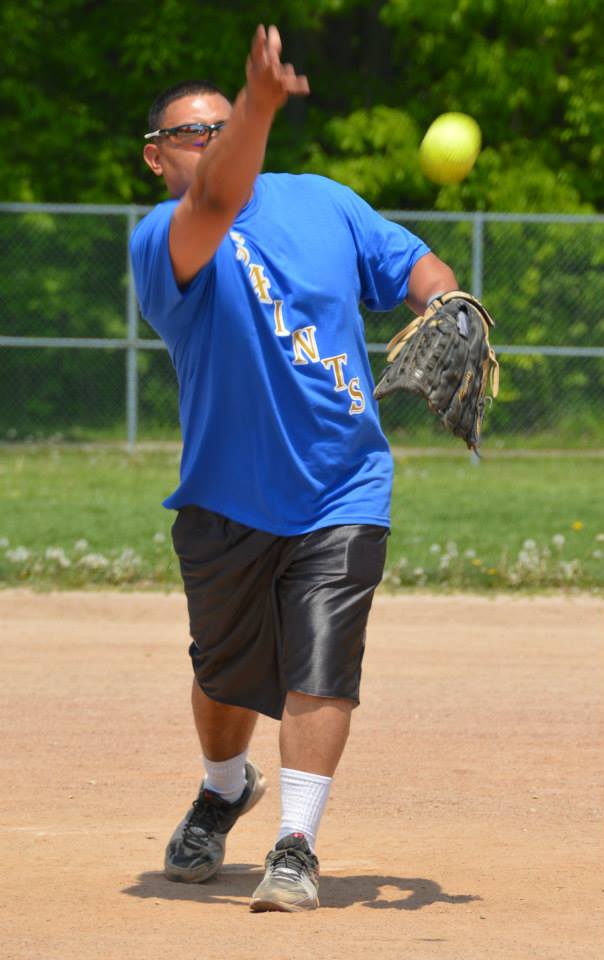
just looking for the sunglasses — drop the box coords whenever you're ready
[144,121,227,146]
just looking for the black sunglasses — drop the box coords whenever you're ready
[144,121,227,145]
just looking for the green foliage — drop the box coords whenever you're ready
[3,0,604,211]
[305,106,431,206]
[305,0,604,211]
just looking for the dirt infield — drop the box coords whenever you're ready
[1,591,602,960]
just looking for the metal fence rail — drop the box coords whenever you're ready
[1,203,603,448]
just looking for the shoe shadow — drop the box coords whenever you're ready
[122,868,481,911]
[320,874,481,910]
[122,865,262,908]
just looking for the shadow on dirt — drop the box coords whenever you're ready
[123,867,481,911]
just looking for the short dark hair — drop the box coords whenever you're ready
[147,80,231,131]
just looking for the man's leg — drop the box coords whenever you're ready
[164,681,266,883]
[279,691,352,777]
[250,692,352,912]
[192,679,258,761]
[278,692,351,852]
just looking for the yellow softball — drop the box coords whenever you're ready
[419,113,482,185]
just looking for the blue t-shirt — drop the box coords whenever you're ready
[130,173,430,535]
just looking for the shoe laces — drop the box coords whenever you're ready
[268,846,312,882]
[184,791,230,839]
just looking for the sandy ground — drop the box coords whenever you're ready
[1,590,602,960]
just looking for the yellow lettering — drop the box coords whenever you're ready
[321,353,348,391]
[230,230,250,265]
[248,263,273,304]
[292,326,320,365]
[348,377,366,415]
[272,300,290,337]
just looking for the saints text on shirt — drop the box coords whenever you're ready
[230,230,366,416]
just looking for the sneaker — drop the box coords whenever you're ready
[250,833,320,912]
[164,760,266,883]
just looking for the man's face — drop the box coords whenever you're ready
[143,92,232,197]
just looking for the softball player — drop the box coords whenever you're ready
[130,24,457,913]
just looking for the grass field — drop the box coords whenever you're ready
[0,446,602,592]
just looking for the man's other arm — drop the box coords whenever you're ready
[406,252,458,314]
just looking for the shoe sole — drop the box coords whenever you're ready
[250,896,319,913]
[164,764,267,883]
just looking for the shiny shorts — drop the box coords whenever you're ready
[171,505,389,720]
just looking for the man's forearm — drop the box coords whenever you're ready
[406,252,458,314]
[188,89,274,216]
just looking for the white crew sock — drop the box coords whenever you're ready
[202,749,248,804]
[277,767,332,853]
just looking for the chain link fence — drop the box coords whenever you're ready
[1,203,603,448]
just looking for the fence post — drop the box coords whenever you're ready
[472,212,484,299]
[126,210,138,451]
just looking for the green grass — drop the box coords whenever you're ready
[0,447,602,592]
[388,455,603,591]
[6,419,604,448]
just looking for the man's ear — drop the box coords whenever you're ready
[143,143,163,177]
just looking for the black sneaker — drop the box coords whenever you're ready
[250,832,320,912]
[164,760,266,883]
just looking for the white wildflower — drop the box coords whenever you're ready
[592,550,603,560]
[153,532,166,545]
[413,567,425,577]
[44,547,71,569]
[596,533,604,543]
[0,537,8,548]
[552,534,565,549]
[464,548,476,559]
[445,540,459,557]
[429,543,441,554]
[78,553,110,571]
[73,539,89,553]
[523,539,537,551]
[114,548,141,566]
[6,546,31,563]
[438,555,450,571]
[111,548,142,581]
[559,559,580,581]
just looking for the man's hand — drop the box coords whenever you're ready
[246,25,310,115]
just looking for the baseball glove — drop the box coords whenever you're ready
[373,290,499,452]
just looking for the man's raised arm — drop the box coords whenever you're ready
[170,25,309,286]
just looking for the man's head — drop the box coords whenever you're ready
[143,81,232,197]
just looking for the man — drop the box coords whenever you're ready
[130,24,458,913]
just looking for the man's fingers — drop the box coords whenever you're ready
[286,73,310,96]
[248,24,309,101]
[267,24,282,64]
[250,24,267,65]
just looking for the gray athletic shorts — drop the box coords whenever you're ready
[171,505,389,719]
